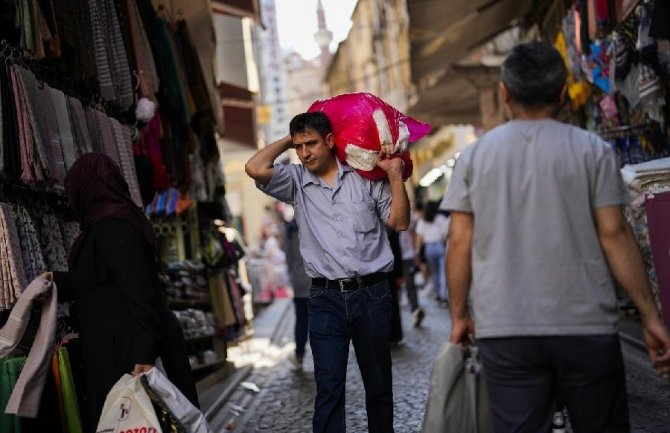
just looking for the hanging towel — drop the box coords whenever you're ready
[0,277,57,418]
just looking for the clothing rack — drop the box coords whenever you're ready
[0,39,136,127]
[0,180,73,216]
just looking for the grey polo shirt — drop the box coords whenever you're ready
[441,119,629,338]
[257,160,394,280]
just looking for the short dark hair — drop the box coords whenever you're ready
[289,112,332,138]
[423,200,440,223]
[501,41,567,109]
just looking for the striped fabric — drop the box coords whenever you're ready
[89,0,115,100]
[98,0,134,109]
[111,118,143,207]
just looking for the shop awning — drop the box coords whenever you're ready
[407,0,532,125]
[212,0,260,22]
[409,64,502,126]
[219,81,257,149]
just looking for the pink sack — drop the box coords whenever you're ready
[308,93,431,180]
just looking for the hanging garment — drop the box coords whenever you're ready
[52,0,97,80]
[14,204,46,283]
[88,0,114,101]
[37,205,68,272]
[0,277,56,418]
[36,80,66,189]
[95,110,120,166]
[226,273,246,327]
[97,0,134,109]
[1,65,21,180]
[136,0,190,124]
[0,203,28,309]
[10,66,38,184]
[14,67,49,182]
[110,118,143,207]
[48,88,77,171]
[65,97,93,156]
[208,273,237,328]
[124,0,160,98]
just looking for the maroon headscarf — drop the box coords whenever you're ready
[65,153,158,267]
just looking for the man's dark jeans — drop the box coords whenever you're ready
[308,280,394,433]
[478,335,630,433]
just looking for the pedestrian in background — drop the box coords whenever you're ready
[245,112,410,433]
[415,201,450,308]
[284,213,311,370]
[398,207,425,327]
[387,227,404,345]
[443,41,670,432]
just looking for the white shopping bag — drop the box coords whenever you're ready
[96,374,162,433]
[141,368,213,433]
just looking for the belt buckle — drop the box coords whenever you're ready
[338,278,357,293]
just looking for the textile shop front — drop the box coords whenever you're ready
[529,0,670,329]
[0,1,251,432]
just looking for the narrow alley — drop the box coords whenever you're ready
[202,294,670,433]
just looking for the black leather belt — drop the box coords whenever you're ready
[312,272,388,293]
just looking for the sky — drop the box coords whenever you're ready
[275,0,358,59]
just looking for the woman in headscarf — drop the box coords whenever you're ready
[51,153,198,431]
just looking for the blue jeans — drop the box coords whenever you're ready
[294,297,309,357]
[425,241,447,300]
[308,280,394,433]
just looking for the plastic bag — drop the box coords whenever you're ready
[308,92,431,180]
[96,374,162,433]
[422,342,492,433]
[140,368,213,433]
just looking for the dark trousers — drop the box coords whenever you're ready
[478,335,630,433]
[389,277,403,343]
[400,259,419,311]
[308,280,394,433]
[294,297,309,357]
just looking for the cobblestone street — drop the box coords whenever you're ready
[204,292,670,433]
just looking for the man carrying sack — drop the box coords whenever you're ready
[245,111,410,433]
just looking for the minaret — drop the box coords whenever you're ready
[313,0,333,67]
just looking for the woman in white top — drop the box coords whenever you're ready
[415,201,450,307]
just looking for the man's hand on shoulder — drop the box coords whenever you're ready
[245,135,293,184]
[376,152,404,179]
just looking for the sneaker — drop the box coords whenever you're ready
[288,352,303,371]
[412,308,425,328]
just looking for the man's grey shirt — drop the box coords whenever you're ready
[257,160,394,280]
[441,119,629,338]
